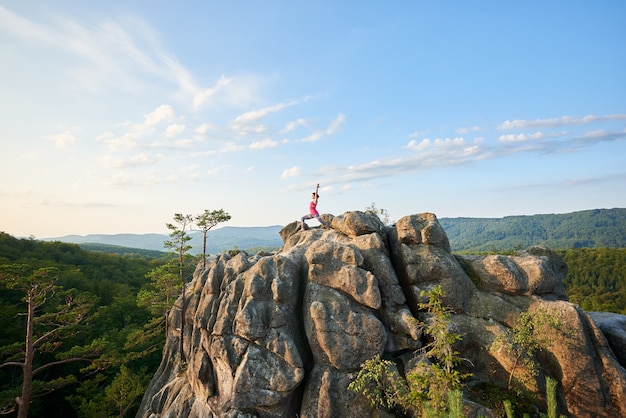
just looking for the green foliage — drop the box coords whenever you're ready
[557,247,626,314]
[347,355,408,410]
[77,243,167,259]
[0,232,166,417]
[69,365,148,418]
[417,286,464,375]
[492,308,564,395]
[441,208,626,252]
[164,213,194,365]
[137,261,181,316]
[164,213,194,269]
[503,376,566,418]
[503,399,514,418]
[105,365,148,418]
[446,389,464,418]
[195,209,231,270]
[0,264,102,417]
[365,202,392,224]
[543,376,561,418]
[402,286,471,414]
[349,285,470,416]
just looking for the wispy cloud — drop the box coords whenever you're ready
[281,118,308,134]
[498,114,626,130]
[164,123,185,138]
[249,139,279,150]
[232,100,299,125]
[281,166,301,179]
[44,130,77,147]
[303,120,626,188]
[99,153,163,169]
[192,75,232,110]
[456,125,482,135]
[297,113,345,142]
[0,6,255,109]
[102,104,176,151]
[498,132,545,142]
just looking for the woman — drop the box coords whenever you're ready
[301,191,331,231]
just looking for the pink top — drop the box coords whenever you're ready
[310,200,318,215]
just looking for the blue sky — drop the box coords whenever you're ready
[1,1,625,238]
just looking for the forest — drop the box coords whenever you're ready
[0,232,180,417]
[0,226,624,417]
[441,207,626,252]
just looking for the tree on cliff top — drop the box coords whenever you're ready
[194,209,231,270]
[164,214,193,366]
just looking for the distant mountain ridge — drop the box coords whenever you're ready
[42,208,626,254]
[44,226,284,255]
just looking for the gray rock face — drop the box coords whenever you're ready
[137,211,626,418]
[588,312,626,368]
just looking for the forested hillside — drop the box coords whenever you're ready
[0,232,185,418]
[441,208,626,252]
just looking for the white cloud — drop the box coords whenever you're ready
[498,114,626,130]
[281,118,308,133]
[192,75,232,110]
[99,152,162,169]
[297,113,346,143]
[144,104,175,126]
[195,123,213,135]
[44,130,77,147]
[456,125,482,135]
[249,139,278,150]
[103,104,177,151]
[408,130,427,138]
[299,131,324,143]
[207,165,228,175]
[173,138,198,149]
[0,7,50,43]
[179,164,197,173]
[498,132,544,142]
[326,113,345,135]
[230,123,269,138]
[232,99,299,125]
[165,123,185,138]
[405,137,467,152]
[281,166,301,179]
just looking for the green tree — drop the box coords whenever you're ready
[163,213,193,365]
[347,355,408,411]
[0,264,99,418]
[365,202,391,225]
[69,366,148,418]
[492,307,564,394]
[349,285,470,415]
[134,261,181,360]
[194,209,231,270]
[403,286,470,413]
[105,365,147,418]
[137,261,181,317]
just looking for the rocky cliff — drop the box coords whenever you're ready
[137,211,626,418]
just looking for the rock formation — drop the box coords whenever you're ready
[137,211,626,418]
